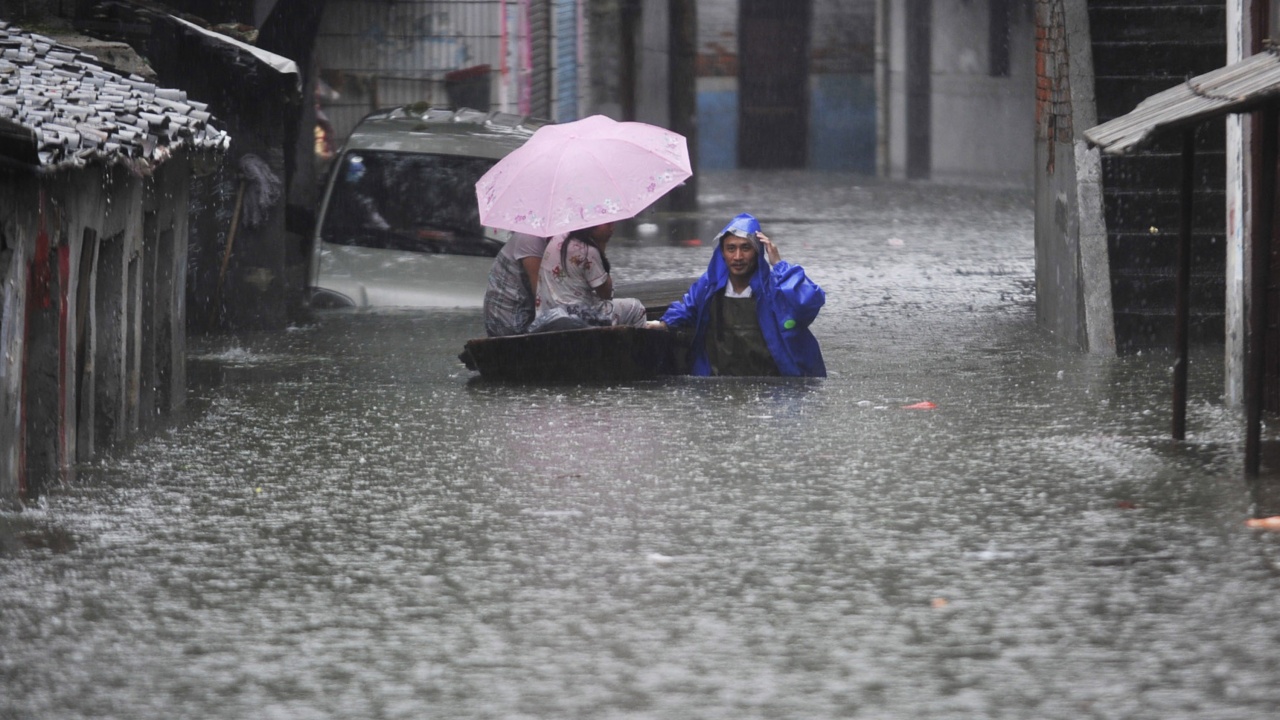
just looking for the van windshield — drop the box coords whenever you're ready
[320,150,502,257]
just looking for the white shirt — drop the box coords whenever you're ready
[536,234,610,313]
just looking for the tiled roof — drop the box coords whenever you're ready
[0,20,230,172]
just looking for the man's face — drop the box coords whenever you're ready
[722,234,757,281]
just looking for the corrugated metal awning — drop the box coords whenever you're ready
[171,15,299,88]
[1085,47,1280,155]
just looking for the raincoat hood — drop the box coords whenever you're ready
[706,213,769,291]
[714,213,763,254]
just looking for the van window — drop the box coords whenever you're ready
[320,150,503,257]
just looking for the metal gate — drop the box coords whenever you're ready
[315,0,574,142]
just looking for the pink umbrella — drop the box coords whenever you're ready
[475,115,692,236]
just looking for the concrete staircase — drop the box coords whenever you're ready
[1088,0,1227,351]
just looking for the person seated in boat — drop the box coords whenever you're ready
[530,222,648,331]
[483,232,549,336]
[654,213,826,377]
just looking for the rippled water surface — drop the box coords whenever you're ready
[5,173,1280,719]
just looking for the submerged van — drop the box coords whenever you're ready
[308,106,549,308]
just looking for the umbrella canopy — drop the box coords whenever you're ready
[475,115,692,236]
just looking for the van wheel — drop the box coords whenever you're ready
[309,288,355,309]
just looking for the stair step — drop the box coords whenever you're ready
[1088,5,1226,45]
[1103,190,1226,234]
[1111,274,1224,311]
[1088,0,1227,350]
[1113,311,1225,352]
[1093,42,1225,76]
[1108,234,1227,272]
[1100,153,1225,191]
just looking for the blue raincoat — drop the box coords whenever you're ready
[660,214,826,377]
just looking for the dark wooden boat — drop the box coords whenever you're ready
[460,277,694,382]
[461,325,677,381]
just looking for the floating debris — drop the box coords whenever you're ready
[1245,516,1280,531]
[902,401,937,410]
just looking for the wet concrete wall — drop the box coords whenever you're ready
[0,157,191,506]
[882,0,1035,185]
[693,0,876,172]
[636,0,671,130]
[0,185,18,504]
[1034,0,1228,354]
[1033,0,1113,353]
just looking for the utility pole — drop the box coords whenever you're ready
[667,0,697,212]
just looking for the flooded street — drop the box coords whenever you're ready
[6,172,1280,719]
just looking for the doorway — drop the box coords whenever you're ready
[738,0,813,168]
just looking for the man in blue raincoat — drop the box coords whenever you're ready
[657,213,826,377]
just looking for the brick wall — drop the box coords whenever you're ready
[1035,0,1071,173]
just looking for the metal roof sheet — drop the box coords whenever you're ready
[1085,47,1280,155]
[171,15,299,88]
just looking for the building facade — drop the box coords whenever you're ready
[314,0,588,141]
[0,22,229,504]
[694,0,877,172]
[881,0,1036,185]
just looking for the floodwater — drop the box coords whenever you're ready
[5,172,1280,719]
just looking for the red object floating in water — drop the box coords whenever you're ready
[680,238,702,247]
[902,401,937,410]
[1245,516,1280,531]
[1116,500,1138,510]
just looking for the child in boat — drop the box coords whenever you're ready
[532,222,647,330]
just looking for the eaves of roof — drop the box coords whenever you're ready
[0,20,230,175]
[171,15,299,91]
[1085,48,1280,155]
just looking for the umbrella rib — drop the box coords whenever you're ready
[548,140,575,229]
[578,140,631,211]
[544,139,627,230]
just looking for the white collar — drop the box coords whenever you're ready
[724,282,752,298]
